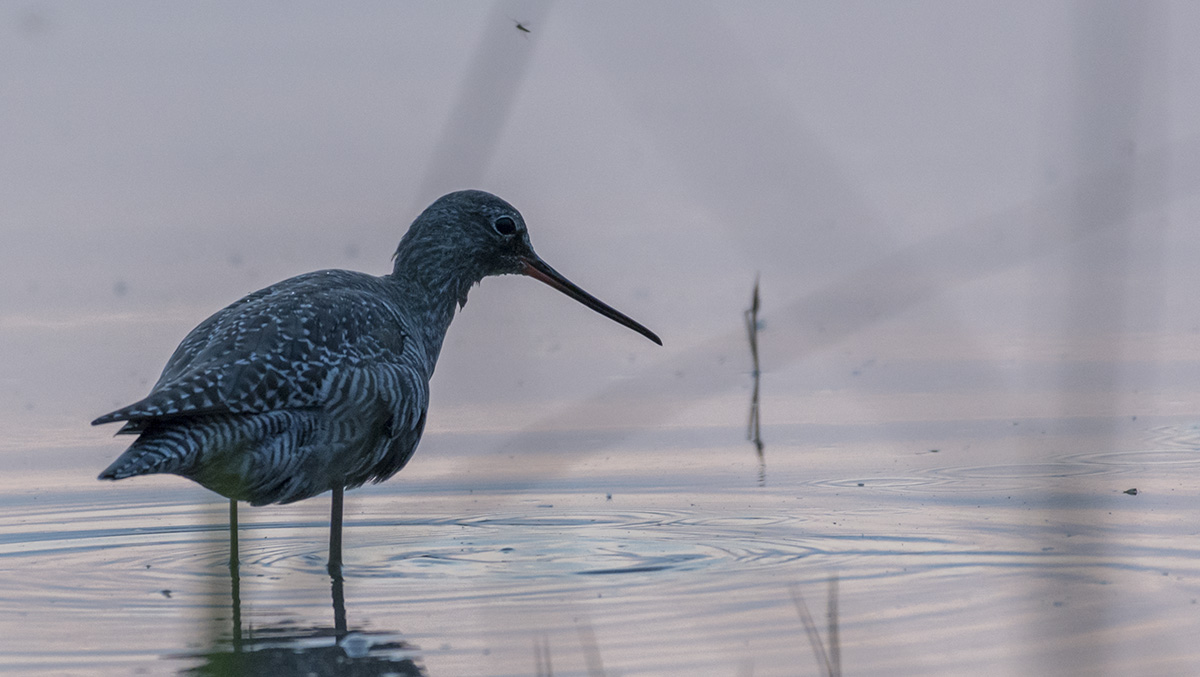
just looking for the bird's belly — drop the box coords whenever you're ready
[171,408,419,506]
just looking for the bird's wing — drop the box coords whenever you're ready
[92,271,420,428]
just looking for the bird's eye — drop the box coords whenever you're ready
[493,216,517,236]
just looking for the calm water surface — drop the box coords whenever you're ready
[3,398,1198,675]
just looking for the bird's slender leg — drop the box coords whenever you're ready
[327,485,344,579]
[327,487,346,636]
[228,499,243,650]
[228,498,240,568]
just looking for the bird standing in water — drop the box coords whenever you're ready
[94,190,661,576]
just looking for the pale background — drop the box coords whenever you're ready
[2,2,1199,675]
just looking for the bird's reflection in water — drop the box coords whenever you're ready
[182,540,427,676]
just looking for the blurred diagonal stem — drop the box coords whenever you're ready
[791,577,841,677]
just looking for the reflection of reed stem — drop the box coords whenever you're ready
[534,635,554,677]
[791,576,841,677]
[576,619,606,677]
[827,576,840,675]
[745,276,763,456]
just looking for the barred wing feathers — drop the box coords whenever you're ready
[92,270,425,433]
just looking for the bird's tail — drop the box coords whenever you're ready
[98,422,200,480]
[97,411,324,505]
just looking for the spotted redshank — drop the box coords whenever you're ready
[94,190,661,576]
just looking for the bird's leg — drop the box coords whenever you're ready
[327,485,344,579]
[228,499,243,650]
[228,498,240,568]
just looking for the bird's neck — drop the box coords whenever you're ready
[389,247,478,365]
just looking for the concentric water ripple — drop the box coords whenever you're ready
[346,508,824,584]
[0,497,834,615]
[928,461,1116,482]
[1143,423,1200,450]
[1062,447,1200,469]
[808,475,954,492]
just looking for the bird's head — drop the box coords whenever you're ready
[394,190,661,345]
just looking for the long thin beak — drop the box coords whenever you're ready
[520,256,662,346]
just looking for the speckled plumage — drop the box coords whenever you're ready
[95,190,660,510]
[96,270,431,504]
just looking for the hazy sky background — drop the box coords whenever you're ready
[3,1,1199,444]
[4,5,1200,673]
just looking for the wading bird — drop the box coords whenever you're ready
[94,190,661,576]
